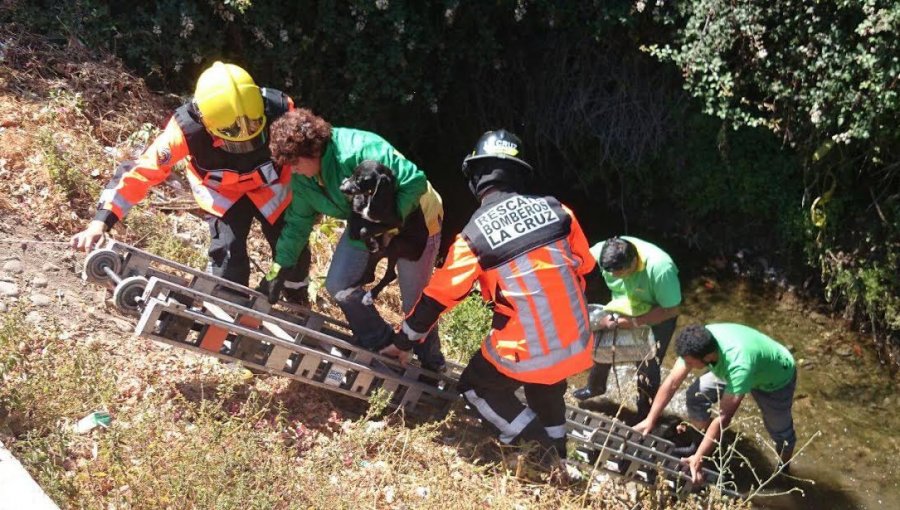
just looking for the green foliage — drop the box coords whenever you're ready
[0,312,117,437]
[124,208,208,269]
[822,241,900,331]
[5,0,897,356]
[36,129,101,205]
[439,293,491,363]
[660,114,805,251]
[646,0,900,357]
[646,0,899,154]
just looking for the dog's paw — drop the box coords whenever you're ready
[362,292,374,306]
[334,288,357,303]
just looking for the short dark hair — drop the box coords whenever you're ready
[675,325,718,359]
[268,108,332,165]
[599,237,637,272]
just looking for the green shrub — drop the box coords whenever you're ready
[0,311,116,436]
[124,208,208,269]
[439,293,492,363]
[37,129,101,206]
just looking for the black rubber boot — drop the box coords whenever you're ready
[572,363,608,401]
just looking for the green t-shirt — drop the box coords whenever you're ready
[275,127,427,267]
[692,323,796,395]
[590,236,682,310]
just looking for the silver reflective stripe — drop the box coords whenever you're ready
[497,255,549,357]
[259,161,279,183]
[256,182,289,220]
[98,187,116,205]
[191,180,234,214]
[203,170,225,190]
[544,424,567,439]
[508,254,564,353]
[486,244,592,375]
[547,239,591,338]
[484,337,588,373]
[283,277,309,290]
[402,320,426,341]
[463,390,536,444]
[111,193,134,217]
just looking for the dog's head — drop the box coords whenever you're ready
[340,160,398,220]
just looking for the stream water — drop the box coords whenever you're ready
[573,276,899,509]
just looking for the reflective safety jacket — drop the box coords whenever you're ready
[94,88,294,228]
[404,191,596,384]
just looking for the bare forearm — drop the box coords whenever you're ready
[645,374,679,424]
[696,416,724,461]
[634,306,679,327]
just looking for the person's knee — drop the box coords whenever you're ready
[207,244,228,266]
[767,420,796,451]
[324,273,351,300]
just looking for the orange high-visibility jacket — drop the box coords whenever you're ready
[94,89,294,228]
[404,191,596,384]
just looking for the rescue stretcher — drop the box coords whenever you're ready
[83,241,739,497]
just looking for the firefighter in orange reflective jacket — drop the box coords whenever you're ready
[70,62,310,295]
[382,130,595,459]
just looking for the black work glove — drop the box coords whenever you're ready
[263,263,291,304]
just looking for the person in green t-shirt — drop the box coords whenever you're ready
[263,108,445,371]
[634,323,798,484]
[573,236,682,422]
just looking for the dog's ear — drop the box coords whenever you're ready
[371,170,396,201]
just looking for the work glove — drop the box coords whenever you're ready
[263,263,291,304]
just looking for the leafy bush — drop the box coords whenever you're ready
[645,0,900,363]
[36,129,101,207]
[0,311,117,436]
[124,207,208,269]
[439,293,491,363]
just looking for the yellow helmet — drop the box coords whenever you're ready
[193,62,266,146]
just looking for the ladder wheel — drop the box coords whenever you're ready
[84,249,122,284]
[113,276,148,315]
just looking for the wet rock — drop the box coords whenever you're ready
[0,281,19,297]
[32,274,49,288]
[2,260,23,274]
[30,294,53,307]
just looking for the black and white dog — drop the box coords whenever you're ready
[337,160,428,305]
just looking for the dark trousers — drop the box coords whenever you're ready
[206,196,310,286]
[459,350,568,458]
[585,316,678,419]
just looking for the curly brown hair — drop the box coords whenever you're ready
[268,108,333,165]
